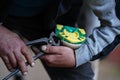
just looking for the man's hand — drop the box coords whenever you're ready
[40,45,75,68]
[0,25,35,75]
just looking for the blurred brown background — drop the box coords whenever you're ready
[98,44,120,80]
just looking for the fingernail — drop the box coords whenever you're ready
[23,72,28,76]
[31,62,35,67]
[41,45,47,51]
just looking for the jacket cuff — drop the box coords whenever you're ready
[75,44,92,67]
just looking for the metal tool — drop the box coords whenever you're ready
[2,25,86,80]
[2,32,60,80]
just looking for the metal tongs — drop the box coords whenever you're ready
[2,32,60,80]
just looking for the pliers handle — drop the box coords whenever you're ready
[2,32,60,80]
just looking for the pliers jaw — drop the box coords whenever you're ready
[26,32,60,46]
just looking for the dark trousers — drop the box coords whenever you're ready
[3,15,94,80]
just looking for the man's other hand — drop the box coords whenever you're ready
[0,25,35,75]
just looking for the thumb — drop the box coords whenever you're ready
[41,45,61,54]
[41,45,48,53]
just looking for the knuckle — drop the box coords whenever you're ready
[22,46,30,55]
[47,46,55,52]
[11,61,17,68]
[3,49,11,56]
[46,56,54,63]
[14,48,20,52]
[17,56,24,63]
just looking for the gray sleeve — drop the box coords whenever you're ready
[75,0,120,67]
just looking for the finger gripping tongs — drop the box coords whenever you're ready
[2,32,60,80]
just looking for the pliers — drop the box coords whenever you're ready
[2,32,60,80]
